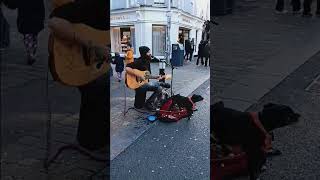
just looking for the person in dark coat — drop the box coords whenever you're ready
[16,0,45,65]
[302,0,320,16]
[1,0,10,49]
[202,40,210,67]
[113,52,124,82]
[275,0,301,14]
[190,38,195,61]
[184,39,192,61]
[126,46,169,109]
[196,40,204,66]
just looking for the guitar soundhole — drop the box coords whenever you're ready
[82,46,90,66]
[136,77,141,83]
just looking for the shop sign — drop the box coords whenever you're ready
[111,14,136,22]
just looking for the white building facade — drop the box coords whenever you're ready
[110,0,210,58]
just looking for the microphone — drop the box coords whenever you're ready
[153,57,172,65]
[151,56,160,61]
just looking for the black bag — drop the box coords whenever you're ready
[145,89,170,111]
[0,7,10,48]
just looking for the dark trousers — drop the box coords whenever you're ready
[77,74,109,150]
[276,0,285,11]
[190,51,194,61]
[276,0,301,11]
[303,0,312,14]
[204,56,209,67]
[134,81,162,108]
[184,51,191,60]
[292,0,301,11]
[196,56,204,65]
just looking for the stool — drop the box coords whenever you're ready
[134,88,147,109]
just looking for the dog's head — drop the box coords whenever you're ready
[261,103,300,131]
[191,94,204,103]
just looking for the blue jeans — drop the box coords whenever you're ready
[139,81,161,92]
[134,81,162,108]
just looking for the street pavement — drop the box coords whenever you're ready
[211,0,320,110]
[211,0,320,179]
[111,79,210,180]
[245,46,320,180]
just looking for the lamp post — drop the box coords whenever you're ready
[159,0,172,82]
[166,0,172,64]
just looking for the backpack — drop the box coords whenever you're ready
[145,89,170,111]
[156,94,197,122]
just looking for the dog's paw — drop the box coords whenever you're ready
[267,149,282,157]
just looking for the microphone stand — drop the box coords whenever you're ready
[168,59,175,96]
[153,56,175,96]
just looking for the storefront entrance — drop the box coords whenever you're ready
[178,27,190,45]
[111,26,135,54]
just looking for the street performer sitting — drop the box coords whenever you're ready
[125,46,170,109]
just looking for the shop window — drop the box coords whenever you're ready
[152,25,166,56]
[111,26,135,54]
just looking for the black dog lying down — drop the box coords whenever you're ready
[211,101,300,180]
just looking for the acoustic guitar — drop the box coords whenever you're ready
[125,69,171,90]
[48,24,111,86]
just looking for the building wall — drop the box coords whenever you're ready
[111,0,128,9]
[111,8,204,57]
[111,0,197,16]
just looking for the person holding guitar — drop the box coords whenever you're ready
[125,46,170,109]
[48,0,109,151]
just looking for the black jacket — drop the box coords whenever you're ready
[15,0,45,34]
[113,55,124,72]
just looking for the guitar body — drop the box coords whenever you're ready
[52,0,73,9]
[125,69,171,90]
[125,69,149,90]
[49,24,110,86]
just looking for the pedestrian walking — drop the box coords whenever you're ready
[15,0,45,65]
[125,43,134,65]
[190,38,195,61]
[184,39,192,61]
[275,0,302,14]
[196,40,204,66]
[113,52,124,82]
[0,0,14,50]
[203,40,210,67]
[302,0,320,16]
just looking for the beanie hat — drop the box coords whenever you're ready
[139,46,150,56]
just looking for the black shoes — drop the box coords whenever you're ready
[302,12,313,17]
[27,56,36,65]
[159,82,171,89]
[292,9,302,14]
